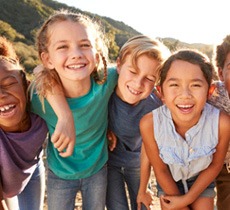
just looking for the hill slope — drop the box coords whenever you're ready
[0,0,213,73]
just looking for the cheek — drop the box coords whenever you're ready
[16,88,27,108]
[224,80,230,95]
[144,83,155,95]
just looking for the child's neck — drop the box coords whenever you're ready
[174,121,197,139]
[62,77,91,98]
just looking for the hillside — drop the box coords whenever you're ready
[0,0,214,73]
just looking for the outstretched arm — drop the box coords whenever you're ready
[140,112,190,210]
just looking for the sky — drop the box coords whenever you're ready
[55,0,230,45]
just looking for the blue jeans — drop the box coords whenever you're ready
[106,165,148,210]
[47,165,107,210]
[157,175,216,197]
[5,159,45,210]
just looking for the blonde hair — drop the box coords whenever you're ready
[118,35,170,82]
[34,9,108,101]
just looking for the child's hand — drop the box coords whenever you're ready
[51,117,75,157]
[160,195,190,210]
[107,130,117,151]
[137,189,153,210]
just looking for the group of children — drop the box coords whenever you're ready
[0,9,230,210]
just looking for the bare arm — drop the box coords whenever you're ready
[46,91,75,157]
[137,145,153,210]
[34,65,75,157]
[162,112,230,209]
[0,182,8,210]
[140,112,190,210]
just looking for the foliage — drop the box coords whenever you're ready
[0,0,214,74]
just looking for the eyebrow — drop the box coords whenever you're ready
[166,78,205,83]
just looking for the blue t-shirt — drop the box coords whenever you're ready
[108,91,162,167]
[30,67,118,179]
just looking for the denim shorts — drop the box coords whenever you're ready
[157,175,216,198]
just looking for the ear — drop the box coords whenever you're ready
[41,52,54,69]
[156,85,165,102]
[218,67,224,81]
[207,83,216,99]
[116,57,121,74]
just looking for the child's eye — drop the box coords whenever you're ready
[169,83,178,87]
[146,77,156,83]
[57,45,68,50]
[192,83,201,87]
[81,43,91,48]
[0,77,19,90]
[129,70,137,74]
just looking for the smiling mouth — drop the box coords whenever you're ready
[67,64,86,70]
[176,104,194,112]
[0,104,16,116]
[128,86,141,95]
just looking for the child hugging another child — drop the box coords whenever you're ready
[30,9,117,210]
[140,49,230,210]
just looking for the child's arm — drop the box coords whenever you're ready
[161,112,230,209]
[46,91,75,157]
[0,183,8,210]
[34,65,75,157]
[137,145,153,210]
[140,112,190,210]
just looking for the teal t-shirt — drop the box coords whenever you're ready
[30,67,118,179]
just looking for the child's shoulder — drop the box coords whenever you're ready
[208,81,230,114]
[107,66,118,83]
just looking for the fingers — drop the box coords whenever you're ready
[107,130,117,151]
[137,202,141,210]
[51,132,75,157]
[59,140,75,157]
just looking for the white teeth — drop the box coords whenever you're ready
[128,87,141,95]
[68,64,85,69]
[177,104,193,108]
[0,104,14,112]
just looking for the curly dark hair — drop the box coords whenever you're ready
[215,35,230,69]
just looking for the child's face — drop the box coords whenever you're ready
[0,61,27,132]
[160,60,210,127]
[41,20,99,87]
[219,52,230,96]
[116,54,159,105]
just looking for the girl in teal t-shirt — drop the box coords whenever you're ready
[30,10,117,210]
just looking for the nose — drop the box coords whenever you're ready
[179,87,192,98]
[71,46,83,59]
[134,77,143,88]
